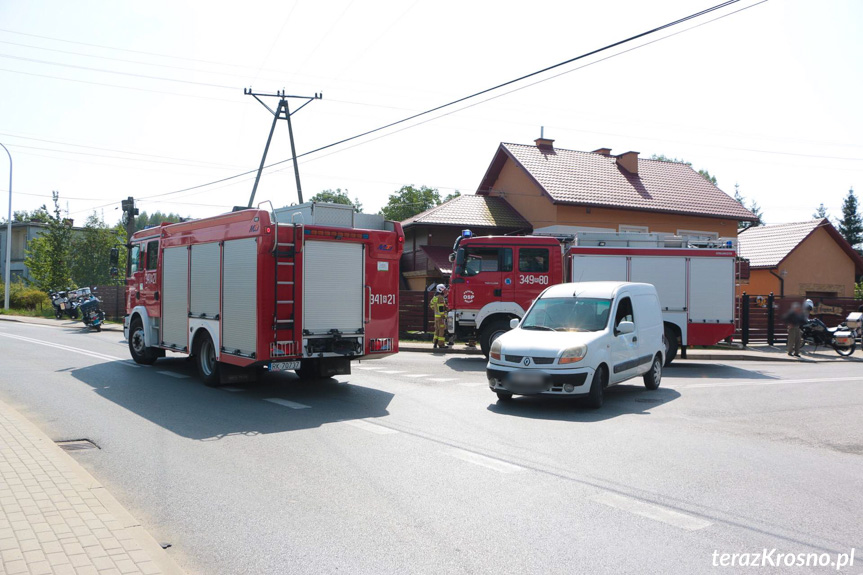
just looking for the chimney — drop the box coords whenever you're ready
[615,151,639,175]
[592,147,612,157]
[534,126,554,151]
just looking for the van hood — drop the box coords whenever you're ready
[497,328,604,357]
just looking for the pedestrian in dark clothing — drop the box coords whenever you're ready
[783,302,804,357]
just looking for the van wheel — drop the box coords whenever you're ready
[495,391,513,402]
[663,326,679,366]
[479,319,512,358]
[643,354,662,390]
[194,332,221,387]
[128,318,158,365]
[586,366,605,409]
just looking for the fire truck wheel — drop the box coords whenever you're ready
[663,326,679,367]
[194,332,221,386]
[643,354,662,390]
[585,365,606,409]
[480,319,512,358]
[128,318,158,365]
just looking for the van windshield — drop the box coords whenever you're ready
[521,297,612,332]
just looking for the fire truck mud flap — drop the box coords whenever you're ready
[296,358,351,380]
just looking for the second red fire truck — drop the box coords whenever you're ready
[447,231,738,364]
[121,202,404,384]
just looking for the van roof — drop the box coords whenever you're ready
[541,281,656,299]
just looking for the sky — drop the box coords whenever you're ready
[0,0,861,227]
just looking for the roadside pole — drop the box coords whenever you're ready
[1,143,11,311]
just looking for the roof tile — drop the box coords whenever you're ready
[737,219,824,268]
[489,143,757,221]
[401,194,530,229]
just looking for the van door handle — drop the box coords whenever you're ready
[632,336,638,343]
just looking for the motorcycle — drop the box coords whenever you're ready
[76,288,105,332]
[800,317,855,356]
[50,289,79,319]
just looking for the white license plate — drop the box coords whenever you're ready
[270,361,301,372]
[509,371,545,385]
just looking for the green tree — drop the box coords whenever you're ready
[837,187,863,249]
[0,206,50,224]
[24,191,73,292]
[309,188,363,212]
[443,190,461,203]
[813,203,828,219]
[134,210,185,232]
[70,213,126,287]
[650,154,717,186]
[733,183,764,230]
[379,185,442,222]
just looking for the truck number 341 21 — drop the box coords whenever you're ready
[370,293,395,305]
[519,275,549,285]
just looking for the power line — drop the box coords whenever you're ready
[138,0,755,201]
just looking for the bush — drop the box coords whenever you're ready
[0,282,51,310]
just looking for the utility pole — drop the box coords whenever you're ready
[244,88,322,208]
[1,143,11,311]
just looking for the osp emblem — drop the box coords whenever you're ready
[463,290,475,304]
[523,357,531,366]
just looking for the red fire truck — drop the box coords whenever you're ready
[122,203,404,384]
[447,231,737,364]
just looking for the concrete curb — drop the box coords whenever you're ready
[0,314,124,332]
[0,399,187,575]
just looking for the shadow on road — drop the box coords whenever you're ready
[443,357,486,373]
[487,384,681,422]
[662,362,779,380]
[69,358,394,441]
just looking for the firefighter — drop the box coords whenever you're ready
[430,283,448,350]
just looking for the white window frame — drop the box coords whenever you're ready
[619,225,649,233]
[677,229,719,240]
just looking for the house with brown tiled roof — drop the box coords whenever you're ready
[399,194,531,289]
[476,138,758,241]
[737,219,863,297]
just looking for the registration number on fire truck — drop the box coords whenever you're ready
[519,275,549,285]
[269,361,301,372]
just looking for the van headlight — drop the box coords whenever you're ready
[490,339,502,361]
[559,345,587,364]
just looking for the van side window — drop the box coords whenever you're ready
[615,296,635,327]
[519,248,549,273]
[146,240,159,270]
[129,245,140,275]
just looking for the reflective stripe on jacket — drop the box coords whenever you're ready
[430,295,447,316]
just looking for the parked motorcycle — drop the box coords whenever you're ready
[49,289,79,319]
[801,317,855,356]
[76,287,105,332]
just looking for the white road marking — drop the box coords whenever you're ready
[429,378,458,382]
[685,376,861,389]
[379,370,407,374]
[265,398,311,409]
[0,332,139,367]
[403,373,431,378]
[445,449,524,473]
[340,419,399,435]
[591,492,712,531]
[157,371,190,379]
[221,387,247,392]
[458,381,488,387]
[355,366,384,370]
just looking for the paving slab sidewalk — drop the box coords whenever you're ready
[0,399,185,575]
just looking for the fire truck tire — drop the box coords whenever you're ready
[663,325,679,367]
[128,318,158,365]
[479,319,512,358]
[194,332,221,387]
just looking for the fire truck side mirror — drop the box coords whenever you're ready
[109,248,119,266]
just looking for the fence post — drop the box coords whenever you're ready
[741,292,750,347]
[766,292,775,346]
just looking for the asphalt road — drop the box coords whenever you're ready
[1,319,861,574]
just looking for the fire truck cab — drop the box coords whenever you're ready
[447,231,738,364]
[123,203,403,385]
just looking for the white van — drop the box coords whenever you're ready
[486,282,665,408]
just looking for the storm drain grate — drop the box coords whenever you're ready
[55,439,100,451]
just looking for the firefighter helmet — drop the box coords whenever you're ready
[436,284,446,293]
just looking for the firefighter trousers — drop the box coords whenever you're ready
[434,315,446,345]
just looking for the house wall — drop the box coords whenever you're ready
[736,227,857,297]
[488,157,738,237]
